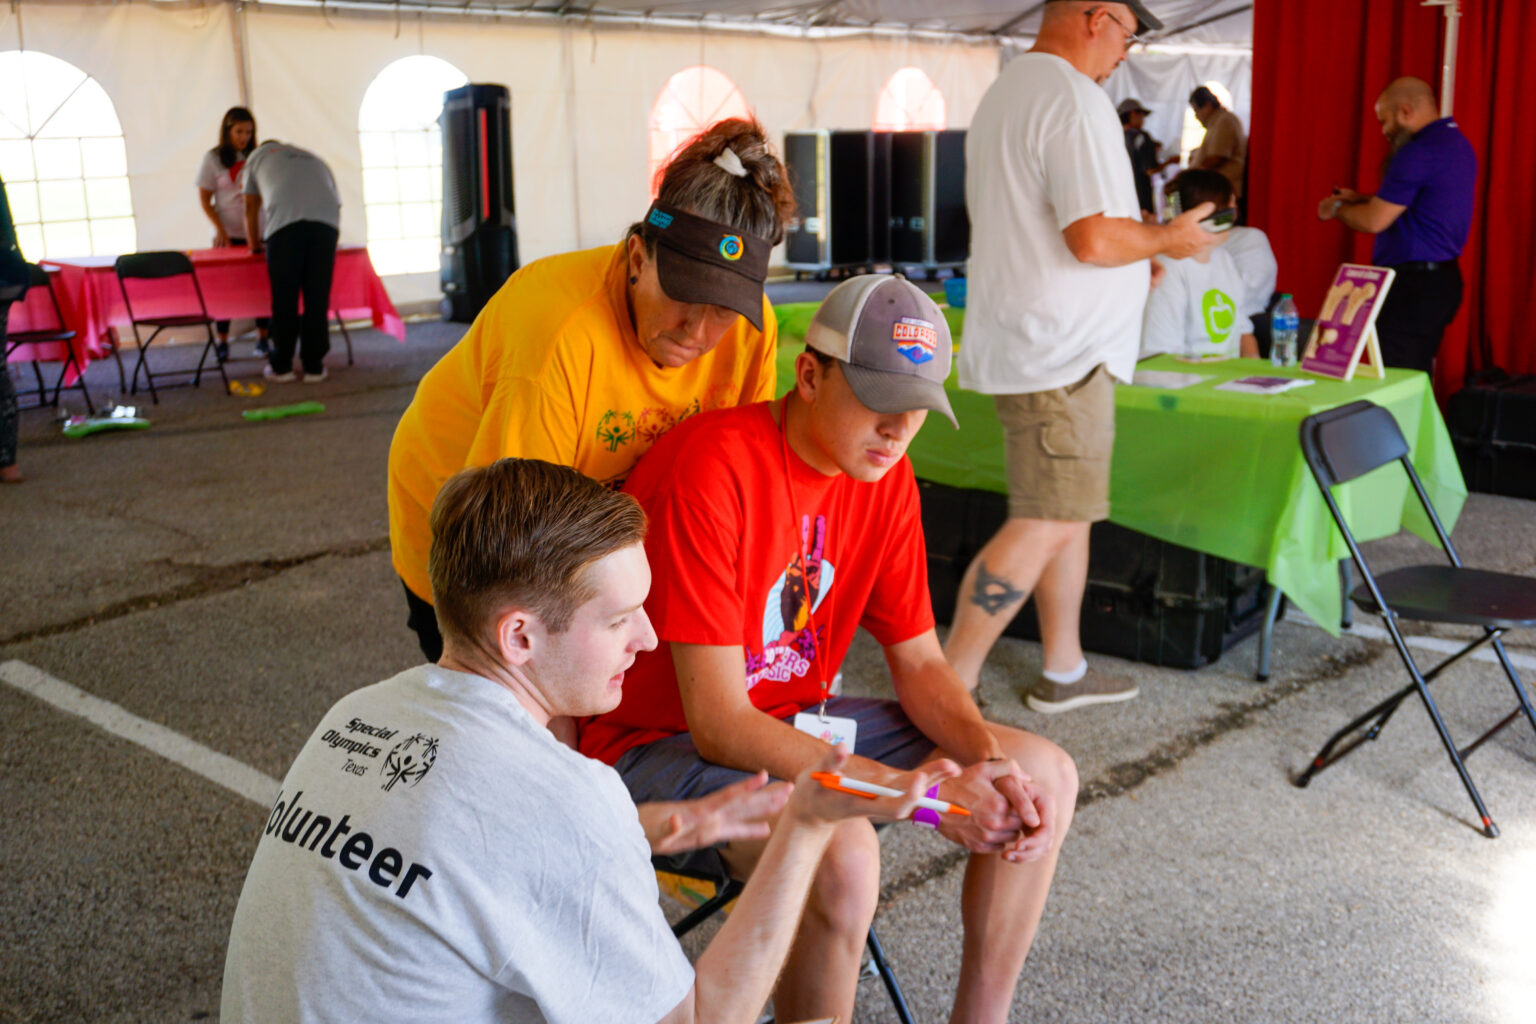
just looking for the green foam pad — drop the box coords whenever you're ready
[62,416,151,438]
[241,401,326,421]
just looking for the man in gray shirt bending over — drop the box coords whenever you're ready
[242,140,341,383]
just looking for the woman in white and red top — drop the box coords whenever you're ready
[195,106,269,359]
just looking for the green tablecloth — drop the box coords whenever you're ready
[773,302,1467,635]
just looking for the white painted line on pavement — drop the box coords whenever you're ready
[1283,614,1536,672]
[0,659,278,806]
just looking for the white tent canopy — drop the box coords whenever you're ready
[249,0,1253,47]
[0,1,1250,306]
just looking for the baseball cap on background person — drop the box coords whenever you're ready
[804,274,958,429]
[1045,0,1163,33]
[640,200,772,329]
[1117,98,1152,117]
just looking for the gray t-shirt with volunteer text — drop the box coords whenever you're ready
[220,664,694,1024]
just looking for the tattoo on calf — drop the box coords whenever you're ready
[970,563,1026,615]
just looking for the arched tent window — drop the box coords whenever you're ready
[359,55,468,276]
[0,50,135,259]
[1181,80,1235,165]
[873,68,946,131]
[648,66,751,194]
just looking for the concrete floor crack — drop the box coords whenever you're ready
[0,537,390,649]
[875,643,1386,905]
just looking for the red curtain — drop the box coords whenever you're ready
[1249,0,1535,393]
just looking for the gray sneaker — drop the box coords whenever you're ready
[1026,667,1139,713]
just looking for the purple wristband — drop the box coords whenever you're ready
[912,784,942,828]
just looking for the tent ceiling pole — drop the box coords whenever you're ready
[1423,0,1460,116]
[232,0,253,107]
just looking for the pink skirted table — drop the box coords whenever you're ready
[5,245,406,383]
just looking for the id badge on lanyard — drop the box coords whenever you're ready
[792,709,858,750]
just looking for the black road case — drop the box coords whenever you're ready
[887,130,968,278]
[1446,372,1536,500]
[919,480,1268,670]
[784,130,889,277]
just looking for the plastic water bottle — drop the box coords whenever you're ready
[1271,294,1300,368]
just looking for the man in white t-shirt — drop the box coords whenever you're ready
[221,458,932,1024]
[949,0,1219,713]
[1141,170,1258,360]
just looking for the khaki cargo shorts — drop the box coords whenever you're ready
[994,364,1115,522]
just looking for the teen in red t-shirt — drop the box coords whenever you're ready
[580,275,1079,1024]
[578,400,932,765]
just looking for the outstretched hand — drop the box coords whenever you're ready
[647,771,789,856]
[787,746,961,828]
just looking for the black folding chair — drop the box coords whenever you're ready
[3,263,98,413]
[114,251,229,404]
[657,858,916,1024]
[1297,400,1536,838]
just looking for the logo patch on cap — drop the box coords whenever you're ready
[719,234,744,261]
[892,316,937,365]
[648,208,674,230]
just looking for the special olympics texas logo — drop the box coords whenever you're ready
[719,234,744,261]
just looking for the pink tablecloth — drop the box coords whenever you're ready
[6,246,406,378]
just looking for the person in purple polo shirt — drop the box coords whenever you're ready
[1317,76,1476,374]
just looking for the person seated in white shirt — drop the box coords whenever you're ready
[1142,170,1258,360]
[1224,220,1279,322]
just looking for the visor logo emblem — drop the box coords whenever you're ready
[719,234,744,261]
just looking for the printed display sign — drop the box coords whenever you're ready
[1301,264,1394,381]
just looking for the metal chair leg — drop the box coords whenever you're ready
[333,312,354,365]
[866,926,916,1024]
[109,329,127,394]
[52,353,93,414]
[1339,561,1353,629]
[1255,584,1284,682]
[1489,635,1536,738]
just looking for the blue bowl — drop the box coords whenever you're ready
[943,276,967,308]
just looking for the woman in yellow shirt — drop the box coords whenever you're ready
[389,119,794,659]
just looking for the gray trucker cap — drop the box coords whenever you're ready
[804,275,957,429]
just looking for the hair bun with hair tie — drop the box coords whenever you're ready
[713,147,748,178]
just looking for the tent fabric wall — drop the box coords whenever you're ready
[0,2,997,305]
[0,2,241,256]
[1105,50,1253,177]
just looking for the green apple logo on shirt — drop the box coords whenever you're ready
[1202,288,1237,346]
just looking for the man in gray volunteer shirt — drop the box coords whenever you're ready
[947,0,1218,713]
[241,140,341,383]
[221,457,935,1024]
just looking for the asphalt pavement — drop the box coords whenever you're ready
[2,318,1533,1023]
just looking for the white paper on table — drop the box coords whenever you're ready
[1131,370,1212,390]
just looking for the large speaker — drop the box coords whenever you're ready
[888,129,968,274]
[783,130,890,274]
[440,84,518,324]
